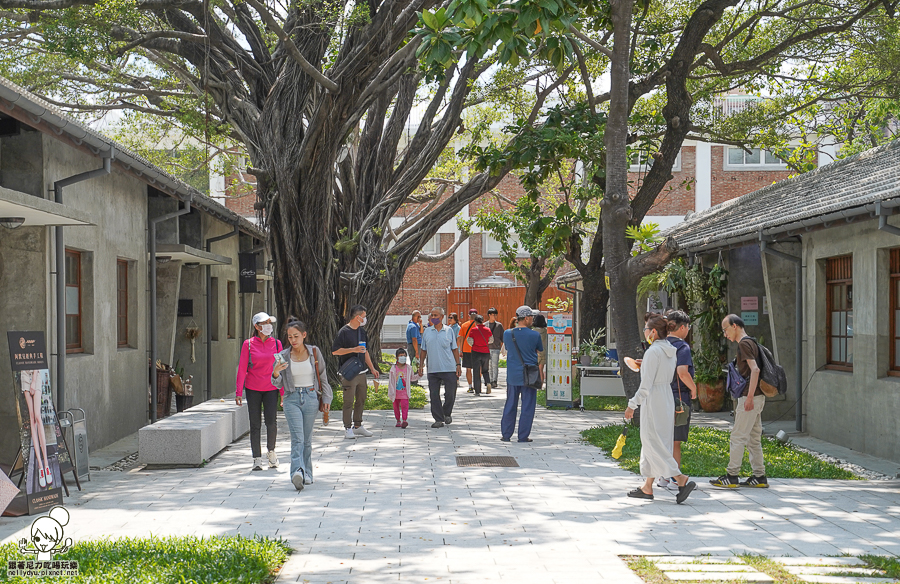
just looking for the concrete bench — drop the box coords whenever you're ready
[138,396,249,466]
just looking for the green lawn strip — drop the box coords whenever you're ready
[538,380,628,411]
[2,535,290,584]
[331,383,427,411]
[860,555,900,579]
[582,425,861,479]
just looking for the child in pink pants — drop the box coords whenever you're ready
[388,348,419,428]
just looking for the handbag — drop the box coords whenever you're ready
[510,329,542,390]
[674,378,690,427]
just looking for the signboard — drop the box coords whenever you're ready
[238,253,257,294]
[547,314,573,406]
[741,311,759,326]
[741,296,758,311]
[7,331,72,515]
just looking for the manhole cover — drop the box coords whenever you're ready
[456,456,518,467]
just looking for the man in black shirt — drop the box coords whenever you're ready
[332,305,380,439]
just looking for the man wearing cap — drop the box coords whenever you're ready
[236,312,284,471]
[458,308,479,393]
[501,306,543,443]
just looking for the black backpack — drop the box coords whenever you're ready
[746,337,788,397]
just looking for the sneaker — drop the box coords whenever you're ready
[291,471,304,491]
[445,415,452,425]
[657,477,679,493]
[267,450,279,468]
[395,420,403,427]
[344,428,357,439]
[38,468,46,488]
[44,467,53,486]
[252,457,264,471]
[740,475,769,488]
[486,384,491,394]
[467,387,474,393]
[656,477,670,489]
[431,421,444,428]
[709,474,740,488]
[354,425,374,437]
[401,420,408,429]
[304,475,313,485]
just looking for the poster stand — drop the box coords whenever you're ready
[546,314,574,408]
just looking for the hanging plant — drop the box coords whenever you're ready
[185,325,202,363]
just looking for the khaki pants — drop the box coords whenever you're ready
[726,394,766,476]
[341,374,368,429]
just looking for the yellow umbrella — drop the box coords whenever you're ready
[611,423,629,459]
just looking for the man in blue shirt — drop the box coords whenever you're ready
[406,310,423,363]
[418,307,461,428]
[501,306,544,442]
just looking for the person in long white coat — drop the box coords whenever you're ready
[624,313,697,504]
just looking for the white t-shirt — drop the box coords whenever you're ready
[290,356,315,388]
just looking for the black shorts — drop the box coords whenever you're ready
[674,402,692,442]
[462,352,475,368]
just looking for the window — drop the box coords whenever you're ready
[65,250,83,353]
[227,281,236,339]
[628,150,681,173]
[117,260,128,347]
[726,147,790,167]
[420,235,439,255]
[891,249,900,375]
[826,255,853,370]
[483,233,527,258]
[210,277,219,341]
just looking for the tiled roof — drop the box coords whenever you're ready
[662,139,900,251]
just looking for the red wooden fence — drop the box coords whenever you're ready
[447,286,566,328]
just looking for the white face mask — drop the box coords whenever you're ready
[398,356,407,364]
[360,317,367,327]
[260,323,274,336]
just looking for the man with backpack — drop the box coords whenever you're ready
[710,314,769,489]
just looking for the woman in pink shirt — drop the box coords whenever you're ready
[236,312,283,471]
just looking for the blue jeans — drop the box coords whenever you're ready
[489,349,501,385]
[282,388,319,481]
[501,385,537,441]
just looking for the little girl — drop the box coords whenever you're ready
[388,348,419,428]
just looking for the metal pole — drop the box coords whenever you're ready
[53,152,113,413]
[795,261,803,432]
[206,226,240,401]
[148,200,192,423]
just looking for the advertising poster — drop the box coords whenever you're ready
[547,314,573,406]
[7,331,71,515]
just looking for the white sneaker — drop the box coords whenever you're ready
[354,425,374,437]
[252,457,264,471]
[291,471,304,491]
[344,428,357,439]
[304,475,313,485]
[656,477,670,489]
[267,450,279,468]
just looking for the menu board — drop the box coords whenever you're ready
[547,314,573,406]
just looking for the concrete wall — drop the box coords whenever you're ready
[803,216,900,464]
[43,136,150,453]
[0,124,43,197]
[205,214,242,399]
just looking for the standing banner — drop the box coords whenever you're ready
[546,314,573,407]
[238,252,258,294]
[7,331,71,515]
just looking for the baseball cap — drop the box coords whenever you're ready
[515,306,534,318]
[251,312,276,325]
[468,308,478,314]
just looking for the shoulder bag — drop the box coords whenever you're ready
[510,329,543,390]
[674,378,690,427]
[338,328,368,381]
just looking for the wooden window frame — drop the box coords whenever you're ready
[65,249,83,353]
[117,259,129,347]
[890,249,900,376]
[825,255,853,371]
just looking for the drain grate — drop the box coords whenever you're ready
[456,456,519,467]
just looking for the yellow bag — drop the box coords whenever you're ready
[611,424,629,459]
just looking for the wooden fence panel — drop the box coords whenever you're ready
[446,286,564,328]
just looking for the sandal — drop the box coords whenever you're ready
[676,481,697,504]
[627,487,654,500]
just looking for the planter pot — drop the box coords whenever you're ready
[697,380,726,413]
[579,355,592,365]
[175,394,194,412]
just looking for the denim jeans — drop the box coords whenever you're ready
[282,387,319,481]
[501,385,537,441]
[489,349,501,385]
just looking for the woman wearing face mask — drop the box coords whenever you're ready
[623,313,697,504]
[236,312,283,471]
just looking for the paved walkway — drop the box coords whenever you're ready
[2,380,899,583]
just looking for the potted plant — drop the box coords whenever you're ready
[694,353,725,412]
[577,328,607,366]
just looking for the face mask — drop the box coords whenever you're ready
[360,317,367,327]
[430,317,441,326]
[398,356,407,364]
[260,324,274,336]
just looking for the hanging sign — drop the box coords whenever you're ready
[238,252,258,294]
[7,331,72,515]
[547,314,573,406]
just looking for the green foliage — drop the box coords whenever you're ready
[625,222,661,257]
[576,328,608,364]
[2,535,290,583]
[860,555,900,580]
[580,425,861,480]
[330,383,427,411]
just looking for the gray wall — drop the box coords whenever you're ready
[803,216,900,464]
[760,241,801,423]
[44,136,150,452]
[205,215,243,399]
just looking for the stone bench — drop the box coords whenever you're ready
[138,396,249,467]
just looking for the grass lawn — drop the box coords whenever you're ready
[581,424,861,479]
[331,383,427,411]
[626,554,899,584]
[2,535,290,583]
